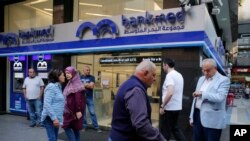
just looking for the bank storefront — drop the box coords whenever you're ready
[1,4,226,139]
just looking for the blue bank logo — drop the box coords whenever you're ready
[0,26,54,47]
[0,33,19,46]
[76,19,119,39]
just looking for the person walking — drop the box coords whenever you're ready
[244,85,250,99]
[160,58,186,141]
[62,66,85,141]
[80,65,102,132]
[109,60,166,141]
[189,58,230,141]
[41,69,65,141]
[23,68,44,127]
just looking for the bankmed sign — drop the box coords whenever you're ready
[0,5,209,50]
[0,26,54,47]
[76,9,186,39]
[122,10,185,34]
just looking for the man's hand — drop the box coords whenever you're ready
[189,121,193,127]
[159,107,165,115]
[76,112,82,119]
[193,91,202,98]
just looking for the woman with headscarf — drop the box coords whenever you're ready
[62,66,85,141]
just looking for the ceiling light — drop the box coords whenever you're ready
[79,2,103,7]
[44,8,53,12]
[124,8,145,12]
[85,13,112,17]
[24,0,48,6]
[24,4,52,16]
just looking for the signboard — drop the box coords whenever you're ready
[232,68,250,73]
[99,56,162,64]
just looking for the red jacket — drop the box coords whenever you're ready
[62,91,85,130]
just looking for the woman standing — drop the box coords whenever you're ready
[41,69,65,141]
[62,66,85,141]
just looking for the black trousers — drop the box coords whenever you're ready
[161,110,187,141]
[193,108,222,141]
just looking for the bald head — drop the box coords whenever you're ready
[135,60,156,87]
[135,60,156,73]
[202,58,217,78]
[83,65,91,76]
[202,59,217,68]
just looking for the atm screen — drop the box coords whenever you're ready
[13,72,24,92]
[38,73,48,79]
[14,73,24,78]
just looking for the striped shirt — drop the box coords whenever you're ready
[41,82,65,125]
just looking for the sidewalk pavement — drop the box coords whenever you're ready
[229,97,250,125]
[0,114,109,141]
[0,97,249,141]
[220,97,250,141]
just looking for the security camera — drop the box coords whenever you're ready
[212,6,220,15]
[179,0,192,12]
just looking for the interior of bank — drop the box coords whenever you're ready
[75,51,162,127]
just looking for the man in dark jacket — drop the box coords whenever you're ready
[109,60,166,141]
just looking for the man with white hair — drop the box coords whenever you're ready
[189,58,230,141]
[109,60,166,141]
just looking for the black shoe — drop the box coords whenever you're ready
[36,123,44,127]
[29,124,36,127]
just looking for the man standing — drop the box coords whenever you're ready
[244,85,249,99]
[160,58,186,141]
[109,60,166,141]
[189,58,230,141]
[80,65,102,132]
[23,68,44,127]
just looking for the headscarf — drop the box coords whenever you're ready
[63,66,85,96]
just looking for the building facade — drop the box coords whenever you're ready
[0,1,228,140]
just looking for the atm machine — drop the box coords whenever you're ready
[9,56,27,115]
[32,54,52,86]
[8,54,53,116]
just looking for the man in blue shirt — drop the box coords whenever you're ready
[109,60,166,141]
[80,66,102,132]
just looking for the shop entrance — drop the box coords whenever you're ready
[75,51,162,128]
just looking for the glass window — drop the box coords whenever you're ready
[4,0,53,32]
[78,0,163,21]
[76,51,162,127]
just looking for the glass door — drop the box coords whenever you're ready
[76,51,162,128]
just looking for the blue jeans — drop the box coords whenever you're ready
[43,116,59,141]
[64,128,80,141]
[83,96,99,129]
[27,99,42,125]
[108,137,112,141]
